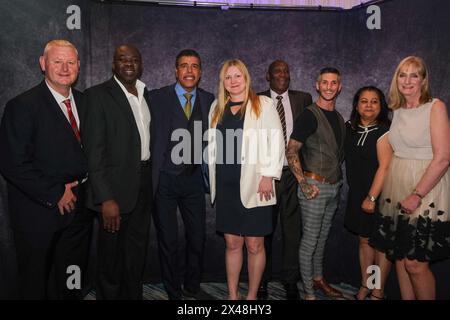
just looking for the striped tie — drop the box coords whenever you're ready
[276,95,287,146]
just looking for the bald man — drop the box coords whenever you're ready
[258,60,312,300]
[82,44,152,299]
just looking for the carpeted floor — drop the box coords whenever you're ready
[85,281,360,300]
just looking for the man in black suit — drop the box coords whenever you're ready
[0,40,92,299]
[149,49,214,300]
[82,44,152,299]
[258,60,312,300]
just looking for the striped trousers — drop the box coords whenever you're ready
[298,177,342,296]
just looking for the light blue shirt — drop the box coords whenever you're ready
[175,82,197,112]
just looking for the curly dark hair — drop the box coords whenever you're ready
[350,86,391,131]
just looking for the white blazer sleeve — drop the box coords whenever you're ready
[258,96,284,180]
[207,99,218,204]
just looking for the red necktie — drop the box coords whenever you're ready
[62,99,81,142]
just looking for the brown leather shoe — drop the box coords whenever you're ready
[313,278,343,298]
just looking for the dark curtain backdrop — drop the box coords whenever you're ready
[0,0,449,299]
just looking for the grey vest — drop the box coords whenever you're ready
[301,103,345,183]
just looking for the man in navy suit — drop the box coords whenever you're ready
[149,49,214,300]
[0,40,91,299]
[82,44,152,300]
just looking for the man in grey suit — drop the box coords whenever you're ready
[258,60,312,300]
[82,44,152,299]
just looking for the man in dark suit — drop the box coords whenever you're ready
[258,60,312,300]
[0,40,92,299]
[149,49,214,300]
[82,44,152,299]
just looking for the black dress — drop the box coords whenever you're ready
[344,121,389,237]
[215,102,273,236]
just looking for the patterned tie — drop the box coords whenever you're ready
[183,93,192,120]
[62,99,81,142]
[276,95,287,146]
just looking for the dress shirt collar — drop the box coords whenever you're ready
[270,88,289,101]
[45,80,74,104]
[175,82,197,99]
[114,75,146,101]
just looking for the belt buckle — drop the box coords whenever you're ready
[306,171,328,184]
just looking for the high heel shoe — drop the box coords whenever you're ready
[353,285,371,300]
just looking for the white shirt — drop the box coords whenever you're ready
[270,89,293,166]
[46,80,80,128]
[114,76,151,161]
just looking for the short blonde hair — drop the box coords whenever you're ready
[388,56,431,110]
[42,39,78,58]
[211,59,260,127]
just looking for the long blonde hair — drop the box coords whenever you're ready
[211,59,261,127]
[388,56,431,110]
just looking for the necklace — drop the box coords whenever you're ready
[227,100,244,107]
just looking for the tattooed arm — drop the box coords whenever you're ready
[286,139,319,200]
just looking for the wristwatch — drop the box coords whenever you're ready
[367,195,377,202]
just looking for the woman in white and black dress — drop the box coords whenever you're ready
[207,59,284,300]
[370,56,450,300]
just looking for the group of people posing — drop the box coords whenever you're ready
[0,39,448,300]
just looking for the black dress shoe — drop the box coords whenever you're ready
[257,282,268,300]
[182,287,216,300]
[284,283,300,300]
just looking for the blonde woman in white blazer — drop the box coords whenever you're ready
[207,59,284,300]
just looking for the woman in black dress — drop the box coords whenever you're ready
[207,59,284,300]
[344,86,392,300]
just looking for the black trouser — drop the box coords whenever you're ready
[14,185,93,300]
[96,164,152,300]
[263,167,302,285]
[153,167,206,300]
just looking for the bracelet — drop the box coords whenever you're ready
[412,189,424,199]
